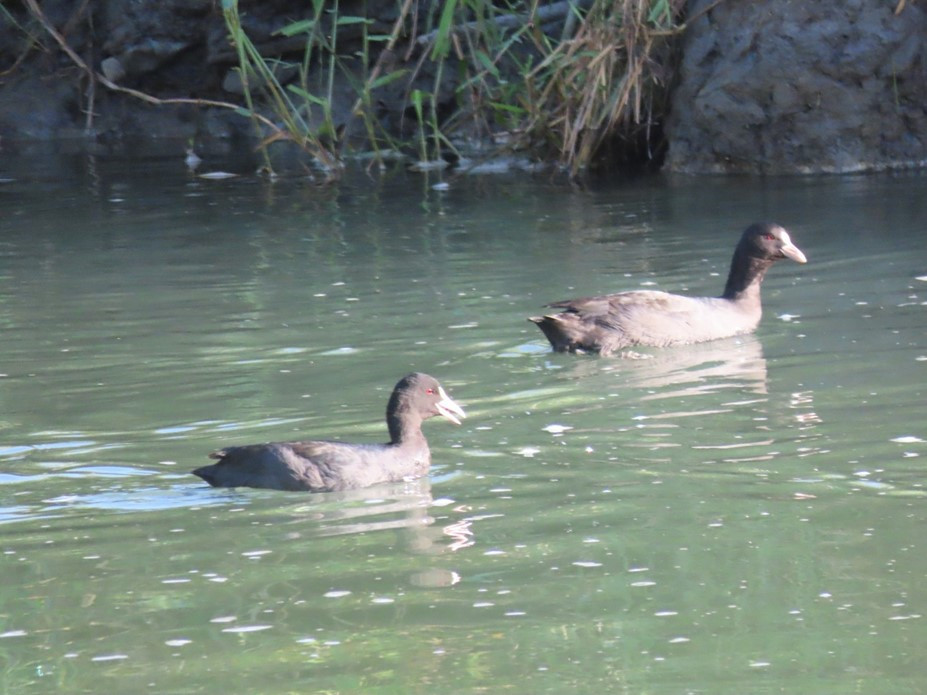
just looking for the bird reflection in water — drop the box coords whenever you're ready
[281,477,478,553]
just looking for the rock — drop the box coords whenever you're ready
[101,57,126,83]
[100,1,211,80]
[0,74,79,140]
[221,62,299,96]
[665,0,927,174]
[115,39,192,78]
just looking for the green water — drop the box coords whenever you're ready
[1,151,925,694]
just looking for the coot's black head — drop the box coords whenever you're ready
[739,223,807,264]
[388,372,466,425]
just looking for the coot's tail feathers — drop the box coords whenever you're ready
[528,314,576,353]
[192,465,218,486]
[193,448,236,486]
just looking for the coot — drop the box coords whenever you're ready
[529,223,807,355]
[192,373,465,492]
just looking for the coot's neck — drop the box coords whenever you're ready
[386,402,426,446]
[721,249,774,303]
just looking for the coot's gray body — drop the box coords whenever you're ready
[530,223,807,355]
[192,373,465,492]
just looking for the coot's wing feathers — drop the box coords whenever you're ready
[544,291,734,349]
[210,440,355,463]
[285,440,354,461]
[602,292,716,345]
[205,439,407,492]
[549,290,682,315]
[550,290,693,326]
[285,440,393,491]
[205,440,373,492]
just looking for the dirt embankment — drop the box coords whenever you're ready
[2,0,925,174]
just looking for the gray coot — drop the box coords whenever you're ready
[192,373,465,492]
[529,223,807,356]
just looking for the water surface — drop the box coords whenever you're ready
[1,150,926,693]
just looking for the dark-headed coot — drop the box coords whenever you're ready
[529,223,807,356]
[192,373,465,492]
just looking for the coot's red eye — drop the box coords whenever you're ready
[764,234,776,240]
[425,388,435,395]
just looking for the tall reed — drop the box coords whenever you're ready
[221,0,688,175]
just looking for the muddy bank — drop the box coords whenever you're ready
[1,1,925,174]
